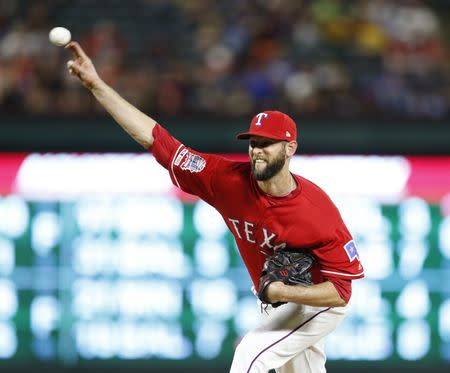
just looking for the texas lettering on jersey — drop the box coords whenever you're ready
[227,217,362,268]
[228,218,287,250]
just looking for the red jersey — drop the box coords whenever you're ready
[150,125,364,302]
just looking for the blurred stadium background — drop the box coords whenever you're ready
[1,0,450,372]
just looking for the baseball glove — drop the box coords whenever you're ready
[258,249,315,308]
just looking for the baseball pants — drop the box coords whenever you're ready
[229,302,348,373]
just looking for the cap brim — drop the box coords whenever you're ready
[236,131,252,140]
[236,131,285,141]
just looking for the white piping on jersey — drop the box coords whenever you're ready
[320,269,365,277]
[170,144,185,189]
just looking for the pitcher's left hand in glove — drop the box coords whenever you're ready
[258,249,315,307]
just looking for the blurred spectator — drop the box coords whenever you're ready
[0,0,448,119]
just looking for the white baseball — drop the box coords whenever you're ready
[49,27,71,47]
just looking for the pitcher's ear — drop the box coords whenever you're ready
[286,141,298,157]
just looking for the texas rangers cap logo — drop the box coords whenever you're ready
[236,110,297,141]
[255,112,268,126]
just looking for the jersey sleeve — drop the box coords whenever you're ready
[326,276,352,304]
[313,220,365,281]
[303,181,365,282]
[149,124,224,204]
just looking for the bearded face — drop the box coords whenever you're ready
[251,144,287,181]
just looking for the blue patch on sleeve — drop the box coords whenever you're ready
[344,240,359,262]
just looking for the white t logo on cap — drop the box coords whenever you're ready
[255,112,268,126]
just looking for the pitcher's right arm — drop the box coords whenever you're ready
[65,41,156,148]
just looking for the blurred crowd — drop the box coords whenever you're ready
[0,0,449,119]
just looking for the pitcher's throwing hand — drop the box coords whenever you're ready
[65,41,101,90]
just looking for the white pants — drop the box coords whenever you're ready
[229,302,348,373]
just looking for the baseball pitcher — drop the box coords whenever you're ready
[65,41,364,373]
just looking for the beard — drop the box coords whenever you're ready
[251,149,287,181]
